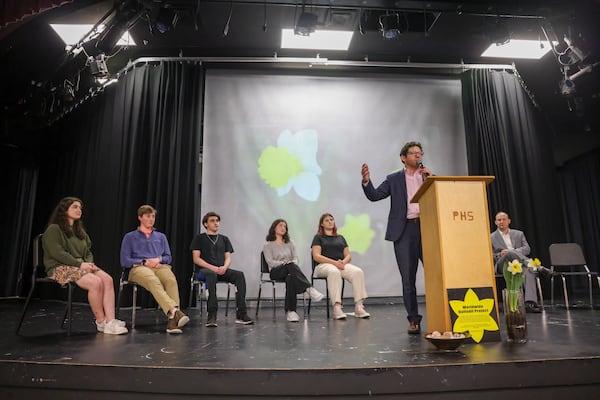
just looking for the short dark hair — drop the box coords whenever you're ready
[202,211,221,226]
[400,141,422,158]
[137,205,156,217]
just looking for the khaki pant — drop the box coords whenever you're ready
[128,264,180,315]
[314,263,368,305]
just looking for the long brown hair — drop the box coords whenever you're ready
[47,197,87,239]
[317,213,337,236]
[266,219,290,242]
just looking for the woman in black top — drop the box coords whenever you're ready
[311,213,370,320]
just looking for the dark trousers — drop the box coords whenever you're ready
[199,267,247,316]
[269,263,311,311]
[393,221,423,323]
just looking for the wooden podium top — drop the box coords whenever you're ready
[411,176,495,203]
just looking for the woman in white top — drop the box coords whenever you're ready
[263,219,324,322]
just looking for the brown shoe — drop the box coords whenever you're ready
[174,309,190,328]
[166,309,189,334]
[166,316,182,334]
[407,321,421,334]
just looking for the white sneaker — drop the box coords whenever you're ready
[332,304,347,320]
[97,319,127,332]
[103,319,128,335]
[286,311,300,322]
[354,303,371,318]
[308,287,324,302]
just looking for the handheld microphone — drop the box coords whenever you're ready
[418,161,429,178]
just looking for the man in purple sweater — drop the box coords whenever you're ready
[120,205,189,333]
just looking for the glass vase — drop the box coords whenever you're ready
[502,288,527,343]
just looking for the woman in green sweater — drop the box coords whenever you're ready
[42,197,128,335]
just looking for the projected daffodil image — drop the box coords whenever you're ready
[258,129,322,201]
[337,214,375,255]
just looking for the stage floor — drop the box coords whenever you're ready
[2,297,600,398]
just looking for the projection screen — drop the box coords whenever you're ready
[201,69,467,299]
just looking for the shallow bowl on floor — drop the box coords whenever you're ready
[424,332,471,351]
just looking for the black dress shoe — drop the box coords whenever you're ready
[525,301,542,313]
[407,321,421,334]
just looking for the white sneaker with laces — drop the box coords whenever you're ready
[103,319,128,335]
[97,319,127,332]
[308,287,324,302]
[286,311,300,322]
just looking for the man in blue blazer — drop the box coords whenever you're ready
[361,141,432,334]
[491,211,541,312]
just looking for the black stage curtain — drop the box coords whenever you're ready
[461,69,565,264]
[5,64,597,303]
[24,61,204,306]
[557,149,600,274]
[0,148,39,297]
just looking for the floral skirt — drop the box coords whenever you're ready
[50,266,88,286]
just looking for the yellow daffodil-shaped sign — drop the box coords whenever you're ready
[449,288,499,343]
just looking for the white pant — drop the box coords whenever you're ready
[314,263,368,305]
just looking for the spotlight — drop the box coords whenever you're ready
[154,7,178,34]
[295,11,318,36]
[379,13,401,39]
[559,76,576,96]
[89,54,109,78]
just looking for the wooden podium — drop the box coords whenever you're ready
[411,176,500,342]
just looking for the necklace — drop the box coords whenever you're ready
[207,234,219,245]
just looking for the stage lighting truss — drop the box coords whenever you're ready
[96,0,144,53]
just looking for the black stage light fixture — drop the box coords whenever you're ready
[89,54,109,78]
[154,7,179,34]
[379,13,401,39]
[295,11,318,36]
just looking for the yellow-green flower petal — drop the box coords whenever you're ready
[257,146,304,189]
[337,214,375,255]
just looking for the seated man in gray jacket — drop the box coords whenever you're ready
[491,211,541,313]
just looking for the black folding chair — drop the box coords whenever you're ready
[549,243,600,308]
[256,252,306,317]
[308,258,344,319]
[189,267,231,317]
[16,234,75,335]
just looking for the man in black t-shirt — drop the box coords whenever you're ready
[190,212,253,327]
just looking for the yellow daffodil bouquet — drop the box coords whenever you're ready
[503,258,541,312]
